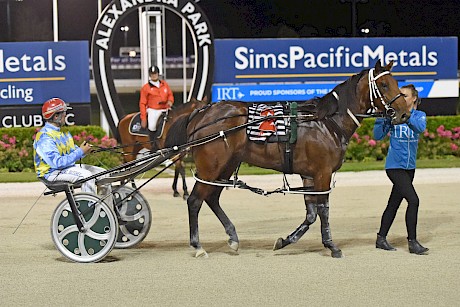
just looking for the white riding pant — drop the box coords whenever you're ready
[46,165,112,203]
[147,108,165,132]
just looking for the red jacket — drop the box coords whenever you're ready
[139,80,174,121]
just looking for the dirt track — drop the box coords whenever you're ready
[1,169,460,306]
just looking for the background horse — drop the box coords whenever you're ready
[169,61,412,258]
[117,97,207,199]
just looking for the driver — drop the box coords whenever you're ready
[33,97,110,196]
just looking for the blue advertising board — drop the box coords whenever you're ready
[0,41,90,106]
[214,37,458,83]
[212,80,458,103]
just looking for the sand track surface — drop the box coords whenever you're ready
[1,168,459,306]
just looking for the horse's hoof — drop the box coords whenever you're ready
[228,240,239,252]
[331,250,343,258]
[173,191,180,197]
[195,248,209,258]
[183,194,189,201]
[273,238,284,251]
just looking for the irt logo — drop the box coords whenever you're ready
[216,87,240,100]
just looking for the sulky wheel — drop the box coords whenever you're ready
[50,193,118,263]
[112,185,152,248]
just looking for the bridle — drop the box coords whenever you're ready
[368,68,404,120]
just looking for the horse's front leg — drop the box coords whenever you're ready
[273,202,316,250]
[274,176,317,250]
[317,198,342,258]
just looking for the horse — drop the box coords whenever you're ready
[117,97,208,199]
[167,61,412,258]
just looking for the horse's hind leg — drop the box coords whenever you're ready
[180,163,189,200]
[187,185,206,257]
[317,199,343,258]
[172,163,180,197]
[206,187,239,252]
[187,183,239,257]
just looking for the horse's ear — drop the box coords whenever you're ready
[384,60,394,71]
[375,60,383,71]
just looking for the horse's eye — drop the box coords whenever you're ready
[381,82,388,89]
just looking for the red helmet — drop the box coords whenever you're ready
[42,98,71,120]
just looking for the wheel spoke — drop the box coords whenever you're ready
[57,225,78,241]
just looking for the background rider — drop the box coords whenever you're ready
[139,65,174,148]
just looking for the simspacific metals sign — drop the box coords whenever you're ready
[214,37,458,83]
[0,41,90,106]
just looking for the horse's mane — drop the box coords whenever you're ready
[171,99,195,114]
[314,95,339,119]
[311,69,366,120]
[164,114,189,148]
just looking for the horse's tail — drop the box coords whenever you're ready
[113,126,122,143]
[164,115,189,148]
[116,114,132,144]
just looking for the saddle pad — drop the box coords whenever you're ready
[128,113,149,136]
[247,104,287,142]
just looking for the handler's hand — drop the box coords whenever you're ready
[80,141,93,155]
[141,119,147,129]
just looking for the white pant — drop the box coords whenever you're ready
[46,164,111,197]
[147,108,166,132]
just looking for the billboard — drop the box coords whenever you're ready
[212,80,458,102]
[214,37,458,83]
[0,41,90,106]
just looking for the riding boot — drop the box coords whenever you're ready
[376,234,397,251]
[148,130,157,153]
[408,239,429,255]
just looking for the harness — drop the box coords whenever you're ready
[367,68,403,119]
[190,68,403,196]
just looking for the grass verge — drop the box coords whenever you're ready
[2,158,460,183]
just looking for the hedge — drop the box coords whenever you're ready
[0,126,122,172]
[1,115,460,172]
[347,115,460,161]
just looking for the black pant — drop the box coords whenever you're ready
[378,169,420,240]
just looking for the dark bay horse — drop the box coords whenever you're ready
[117,98,207,199]
[169,61,412,258]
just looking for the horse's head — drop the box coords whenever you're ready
[361,60,411,125]
[154,97,209,149]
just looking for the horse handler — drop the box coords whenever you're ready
[373,84,429,255]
